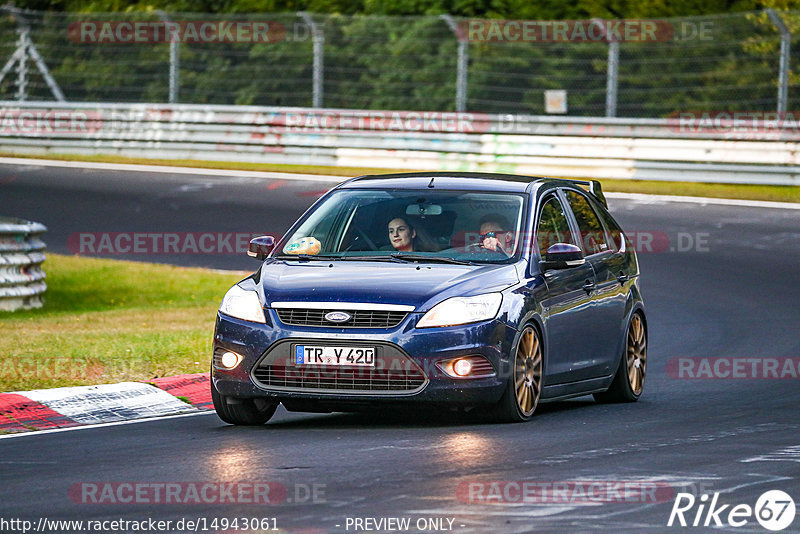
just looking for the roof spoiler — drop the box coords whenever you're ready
[558,178,608,208]
[589,180,608,208]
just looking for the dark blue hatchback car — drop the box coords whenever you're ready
[211,172,646,424]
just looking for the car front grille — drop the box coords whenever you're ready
[252,341,427,394]
[275,308,407,328]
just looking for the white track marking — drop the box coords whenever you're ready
[741,445,800,463]
[0,411,214,440]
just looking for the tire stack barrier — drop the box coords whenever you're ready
[0,217,47,311]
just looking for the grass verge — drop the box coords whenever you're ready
[1,152,798,203]
[0,151,410,178]
[598,178,800,203]
[0,254,244,392]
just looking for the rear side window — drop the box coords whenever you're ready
[565,190,610,256]
[595,204,624,253]
[536,195,575,258]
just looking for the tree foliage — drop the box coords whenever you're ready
[2,2,797,116]
[13,0,800,17]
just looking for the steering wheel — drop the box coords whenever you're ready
[343,227,378,252]
[466,242,509,257]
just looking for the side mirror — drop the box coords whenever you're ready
[539,243,585,271]
[247,236,275,260]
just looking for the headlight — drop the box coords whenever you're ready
[417,293,502,328]
[219,284,266,323]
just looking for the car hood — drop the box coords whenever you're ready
[258,260,520,311]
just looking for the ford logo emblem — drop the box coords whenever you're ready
[325,311,352,323]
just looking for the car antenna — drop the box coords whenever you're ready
[427,176,435,188]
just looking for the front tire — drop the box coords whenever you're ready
[594,312,647,403]
[211,381,278,425]
[489,324,543,423]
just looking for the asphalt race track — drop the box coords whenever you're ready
[1,161,799,533]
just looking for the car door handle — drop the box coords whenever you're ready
[617,272,629,284]
[582,280,596,293]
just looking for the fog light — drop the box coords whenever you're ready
[220,351,242,369]
[453,359,473,377]
[436,355,495,379]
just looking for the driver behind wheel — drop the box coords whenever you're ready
[479,213,515,254]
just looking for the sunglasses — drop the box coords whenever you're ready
[481,231,509,240]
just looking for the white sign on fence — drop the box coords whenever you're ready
[544,90,567,114]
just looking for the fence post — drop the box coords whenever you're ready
[157,11,179,104]
[299,12,324,108]
[591,19,619,118]
[606,40,619,117]
[440,15,467,112]
[15,27,27,101]
[766,9,790,116]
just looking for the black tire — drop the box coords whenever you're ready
[211,381,278,425]
[594,312,647,403]
[488,324,543,423]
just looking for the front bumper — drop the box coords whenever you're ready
[211,308,517,408]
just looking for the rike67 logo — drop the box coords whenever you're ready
[668,490,796,531]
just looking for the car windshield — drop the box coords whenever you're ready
[277,188,526,264]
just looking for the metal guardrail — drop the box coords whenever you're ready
[0,217,47,311]
[0,101,799,185]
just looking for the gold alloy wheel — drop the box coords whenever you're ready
[627,314,647,395]
[515,326,543,417]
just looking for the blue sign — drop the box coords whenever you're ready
[295,345,304,364]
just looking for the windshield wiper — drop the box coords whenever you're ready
[276,253,474,265]
[390,253,474,265]
[275,254,338,261]
[339,255,411,263]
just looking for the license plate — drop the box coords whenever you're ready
[294,345,376,367]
